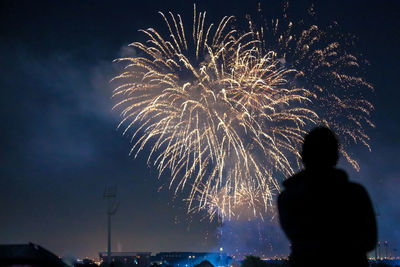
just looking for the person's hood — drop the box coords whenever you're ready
[282,168,349,190]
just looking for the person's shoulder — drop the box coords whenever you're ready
[330,168,348,182]
[343,179,373,206]
[279,170,307,202]
[282,170,306,188]
[347,181,369,195]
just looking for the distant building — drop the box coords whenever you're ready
[0,243,67,267]
[99,251,151,267]
[74,258,98,267]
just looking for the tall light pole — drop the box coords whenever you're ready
[104,185,118,266]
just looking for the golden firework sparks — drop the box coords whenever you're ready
[112,5,373,220]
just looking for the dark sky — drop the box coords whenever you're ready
[0,0,399,260]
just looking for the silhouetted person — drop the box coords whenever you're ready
[278,127,377,267]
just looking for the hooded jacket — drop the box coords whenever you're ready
[278,168,377,267]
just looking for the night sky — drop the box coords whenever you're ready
[0,0,399,260]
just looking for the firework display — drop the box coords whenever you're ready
[112,5,373,220]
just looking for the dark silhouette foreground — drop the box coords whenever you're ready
[241,256,289,267]
[278,127,377,267]
[194,260,214,267]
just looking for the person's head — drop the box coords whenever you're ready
[301,126,339,169]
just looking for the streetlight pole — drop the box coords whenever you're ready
[104,185,118,266]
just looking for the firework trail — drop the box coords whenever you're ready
[112,4,373,220]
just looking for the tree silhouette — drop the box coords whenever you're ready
[241,256,267,267]
[194,260,214,267]
[241,255,289,267]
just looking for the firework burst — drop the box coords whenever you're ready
[246,2,374,169]
[112,4,373,220]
